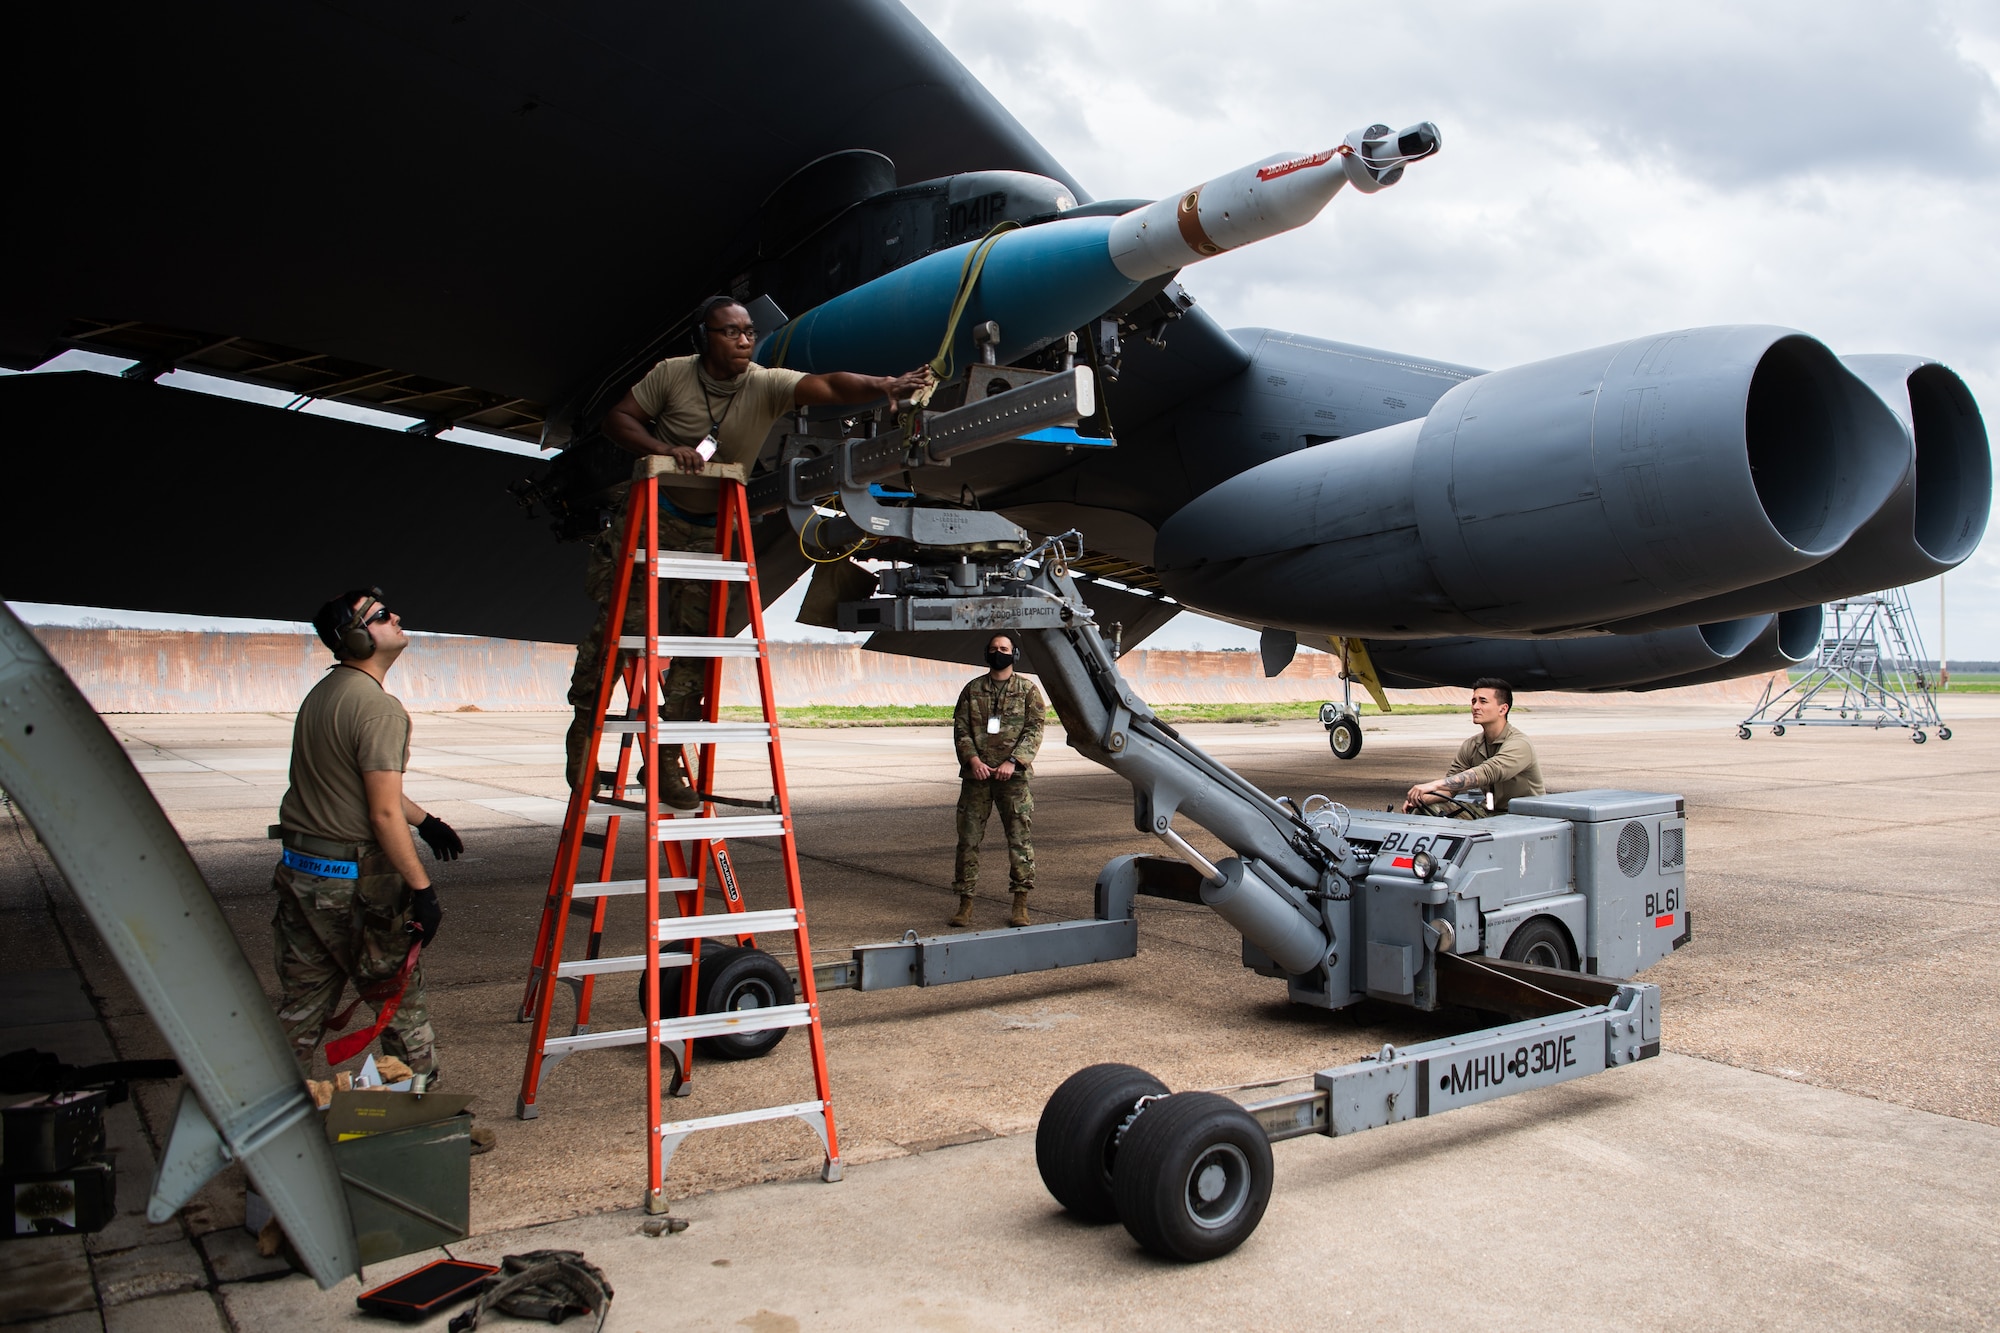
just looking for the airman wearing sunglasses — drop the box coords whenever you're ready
[564,295,932,805]
[269,589,464,1088]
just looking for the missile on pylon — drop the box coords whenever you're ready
[757,122,1441,377]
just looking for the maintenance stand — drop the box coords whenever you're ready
[1738,586,1949,743]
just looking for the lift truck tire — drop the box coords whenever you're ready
[1500,917,1576,972]
[1036,1064,1169,1223]
[639,943,796,1061]
[1111,1091,1273,1262]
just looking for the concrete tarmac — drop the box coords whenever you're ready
[4,695,1998,1327]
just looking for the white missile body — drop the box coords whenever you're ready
[1108,121,1441,281]
[760,122,1440,374]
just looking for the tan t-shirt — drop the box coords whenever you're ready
[629,355,805,515]
[1447,722,1545,813]
[277,666,411,845]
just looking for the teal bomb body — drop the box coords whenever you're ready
[756,215,1134,376]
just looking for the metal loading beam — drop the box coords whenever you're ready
[745,367,1094,517]
[1234,984,1659,1142]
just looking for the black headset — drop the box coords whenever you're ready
[338,588,385,661]
[689,295,745,356]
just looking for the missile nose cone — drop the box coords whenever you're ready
[1108,120,1441,281]
[1341,120,1441,193]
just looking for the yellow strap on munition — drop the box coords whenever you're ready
[903,220,1022,426]
[928,220,1021,386]
[768,318,801,369]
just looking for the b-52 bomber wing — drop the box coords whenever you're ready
[1,0,1985,694]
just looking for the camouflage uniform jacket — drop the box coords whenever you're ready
[953,673,1046,780]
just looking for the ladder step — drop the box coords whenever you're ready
[656,908,797,943]
[654,1003,814,1044]
[572,877,698,900]
[556,952,694,978]
[659,722,773,744]
[656,814,787,842]
[542,1026,648,1056]
[639,553,751,582]
[616,635,763,658]
[656,1099,826,1139]
[600,720,774,743]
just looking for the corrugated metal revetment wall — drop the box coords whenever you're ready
[28,628,1782,713]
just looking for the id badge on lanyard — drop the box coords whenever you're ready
[987,716,1001,735]
[696,435,717,461]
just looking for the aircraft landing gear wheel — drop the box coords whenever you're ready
[1939,727,1953,740]
[1913,729,1927,744]
[1328,716,1363,761]
[1316,701,1340,727]
[1037,1064,1170,1223]
[1771,724,1786,738]
[1112,1091,1273,1262]
[639,943,795,1060]
[1737,725,1752,740]
[1501,916,1575,971]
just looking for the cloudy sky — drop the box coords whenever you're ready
[897,0,2000,656]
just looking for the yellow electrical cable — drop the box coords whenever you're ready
[797,505,874,564]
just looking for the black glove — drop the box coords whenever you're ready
[417,815,463,862]
[406,888,444,948]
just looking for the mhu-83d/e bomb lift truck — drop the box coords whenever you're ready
[746,357,1691,1262]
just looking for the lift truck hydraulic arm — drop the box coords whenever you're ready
[771,356,1686,1259]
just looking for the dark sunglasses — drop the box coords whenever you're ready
[363,605,393,626]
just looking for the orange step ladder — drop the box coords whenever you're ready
[514,460,840,1210]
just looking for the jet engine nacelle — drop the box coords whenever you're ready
[1366,615,1773,693]
[1605,358,1990,633]
[1154,326,1909,637]
[1633,605,1822,691]
[1364,605,1823,693]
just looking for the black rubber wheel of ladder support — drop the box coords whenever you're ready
[1500,916,1575,971]
[639,942,793,1060]
[1036,1063,1169,1223]
[694,947,796,1060]
[639,940,729,1023]
[1111,1091,1273,1262]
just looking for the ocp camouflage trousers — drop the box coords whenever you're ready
[271,854,436,1079]
[565,511,717,784]
[953,775,1034,895]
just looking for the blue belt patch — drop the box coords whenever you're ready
[659,496,718,526]
[282,847,359,879]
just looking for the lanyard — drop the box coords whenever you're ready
[696,374,737,446]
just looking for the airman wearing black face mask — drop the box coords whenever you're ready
[948,634,1046,928]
